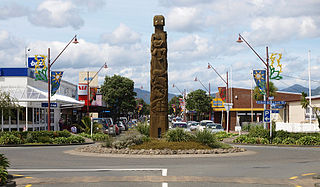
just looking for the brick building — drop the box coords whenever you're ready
[212,88,301,131]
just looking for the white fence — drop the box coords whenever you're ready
[276,122,320,132]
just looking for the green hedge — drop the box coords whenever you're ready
[79,132,110,142]
[233,130,320,145]
[0,130,84,145]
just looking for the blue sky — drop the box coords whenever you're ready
[1,0,320,95]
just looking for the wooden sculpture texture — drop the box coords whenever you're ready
[150,15,168,138]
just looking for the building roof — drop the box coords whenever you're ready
[0,85,84,107]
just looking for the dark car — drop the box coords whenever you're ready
[92,118,108,133]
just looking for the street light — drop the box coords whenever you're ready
[86,62,108,115]
[47,35,78,131]
[237,33,270,129]
[207,63,230,131]
[172,84,186,121]
[194,77,211,120]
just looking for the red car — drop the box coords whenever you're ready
[106,118,120,136]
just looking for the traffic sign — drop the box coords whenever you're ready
[257,101,286,105]
[273,101,286,104]
[224,103,233,111]
[272,110,279,113]
[263,110,270,122]
[256,101,270,104]
[273,105,284,109]
[268,96,274,100]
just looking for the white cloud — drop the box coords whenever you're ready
[0,3,28,20]
[73,0,106,11]
[167,7,205,32]
[100,24,141,45]
[28,0,84,29]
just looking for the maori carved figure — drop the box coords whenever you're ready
[150,15,168,138]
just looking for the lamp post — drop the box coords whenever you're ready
[194,77,211,120]
[207,63,230,131]
[47,35,78,131]
[172,84,186,121]
[236,33,270,129]
[86,62,108,115]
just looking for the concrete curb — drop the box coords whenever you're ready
[230,142,320,148]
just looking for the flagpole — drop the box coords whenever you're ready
[251,70,253,123]
[308,50,312,125]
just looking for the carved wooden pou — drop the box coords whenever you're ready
[150,15,168,138]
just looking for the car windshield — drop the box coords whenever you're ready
[190,123,198,126]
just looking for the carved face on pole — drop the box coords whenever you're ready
[153,15,165,26]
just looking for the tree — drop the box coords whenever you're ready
[253,81,277,101]
[0,91,20,118]
[168,95,183,116]
[301,92,320,128]
[185,89,211,120]
[100,75,137,120]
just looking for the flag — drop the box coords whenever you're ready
[90,87,97,103]
[253,70,266,95]
[34,55,48,81]
[51,71,63,96]
[218,87,226,102]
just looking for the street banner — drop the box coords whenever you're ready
[253,70,266,95]
[218,87,226,102]
[28,56,45,68]
[33,55,48,81]
[51,71,63,96]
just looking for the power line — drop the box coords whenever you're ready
[282,74,320,83]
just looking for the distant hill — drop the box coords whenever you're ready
[134,88,176,104]
[280,84,320,95]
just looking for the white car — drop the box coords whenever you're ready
[189,122,199,131]
[198,120,214,131]
[206,123,224,133]
[172,122,190,132]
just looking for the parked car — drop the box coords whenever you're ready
[172,122,190,132]
[92,118,108,133]
[119,117,128,130]
[116,121,126,132]
[199,120,214,131]
[189,122,200,131]
[105,118,120,136]
[206,123,224,133]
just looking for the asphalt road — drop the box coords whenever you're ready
[1,144,320,187]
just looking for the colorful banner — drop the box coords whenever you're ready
[253,70,266,95]
[269,53,283,80]
[218,87,226,102]
[28,56,45,68]
[51,71,63,96]
[171,104,176,113]
[34,55,48,81]
[90,87,97,103]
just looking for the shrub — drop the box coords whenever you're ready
[56,130,71,138]
[274,130,290,140]
[36,136,52,144]
[91,133,109,142]
[233,135,249,143]
[248,125,269,139]
[135,122,150,137]
[106,131,146,149]
[272,137,283,144]
[165,128,194,142]
[194,129,220,148]
[130,139,212,150]
[282,137,296,145]
[296,136,320,145]
[0,134,22,144]
[256,137,269,144]
[0,154,9,186]
[67,135,85,143]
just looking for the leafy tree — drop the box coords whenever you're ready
[135,98,149,116]
[253,81,277,101]
[301,92,320,128]
[0,91,20,118]
[186,89,211,120]
[101,75,137,120]
[77,116,102,134]
[168,95,183,116]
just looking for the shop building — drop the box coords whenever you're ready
[212,87,301,131]
[0,68,84,131]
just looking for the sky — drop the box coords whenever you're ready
[0,0,320,95]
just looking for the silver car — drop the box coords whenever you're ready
[206,123,224,133]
